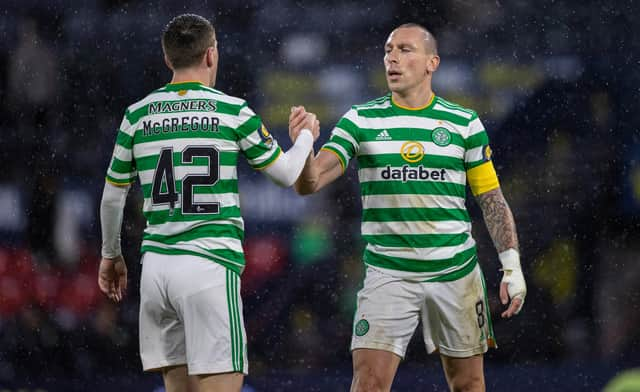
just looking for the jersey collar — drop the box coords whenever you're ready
[164,81,204,91]
[390,92,436,112]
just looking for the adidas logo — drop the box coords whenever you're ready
[376,129,392,141]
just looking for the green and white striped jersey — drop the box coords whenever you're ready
[322,94,491,281]
[106,81,282,274]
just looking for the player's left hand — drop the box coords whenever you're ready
[498,249,526,318]
[98,255,128,303]
[499,267,526,318]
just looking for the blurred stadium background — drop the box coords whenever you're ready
[0,0,639,390]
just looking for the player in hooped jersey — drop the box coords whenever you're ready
[291,24,526,391]
[98,14,318,392]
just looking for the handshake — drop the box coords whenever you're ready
[288,106,320,143]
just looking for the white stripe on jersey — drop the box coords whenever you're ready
[362,194,466,210]
[138,165,238,185]
[331,128,359,153]
[358,141,464,158]
[134,138,239,159]
[465,146,485,163]
[467,117,485,137]
[142,192,240,212]
[112,144,133,163]
[361,220,471,236]
[144,217,244,236]
[140,110,251,131]
[357,167,466,185]
[432,103,473,119]
[352,115,449,133]
[245,146,280,167]
[107,168,136,180]
[323,142,351,161]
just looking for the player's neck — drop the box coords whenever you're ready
[170,68,211,87]
[391,86,434,109]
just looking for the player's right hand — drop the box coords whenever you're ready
[303,112,319,141]
[288,106,307,142]
[98,255,128,303]
[310,114,320,141]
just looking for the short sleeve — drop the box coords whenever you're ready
[236,104,282,170]
[320,108,360,171]
[463,115,492,170]
[106,113,138,186]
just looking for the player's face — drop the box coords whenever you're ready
[384,27,438,94]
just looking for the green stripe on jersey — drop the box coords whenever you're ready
[364,245,476,273]
[143,206,241,225]
[425,255,477,282]
[322,146,347,169]
[466,159,488,170]
[141,245,244,274]
[363,232,469,248]
[360,181,466,198]
[358,106,473,127]
[110,157,134,174]
[362,207,470,223]
[135,151,238,172]
[140,179,238,199]
[465,132,489,149]
[251,147,282,169]
[356,128,465,147]
[116,130,134,148]
[144,223,243,244]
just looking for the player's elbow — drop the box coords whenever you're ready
[294,181,318,195]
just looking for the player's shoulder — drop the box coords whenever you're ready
[350,94,392,112]
[431,96,479,124]
[123,86,252,125]
[202,87,248,107]
[123,87,177,122]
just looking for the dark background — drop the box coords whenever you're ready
[0,0,639,390]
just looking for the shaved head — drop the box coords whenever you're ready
[394,23,438,55]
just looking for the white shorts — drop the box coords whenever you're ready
[139,252,248,375]
[350,263,495,359]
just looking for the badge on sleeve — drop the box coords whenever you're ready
[259,124,273,147]
[482,145,493,162]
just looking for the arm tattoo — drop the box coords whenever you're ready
[475,188,519,253]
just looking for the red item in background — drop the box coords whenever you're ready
[0,248,34,316]
[242,235,288,295]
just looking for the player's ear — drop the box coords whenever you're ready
[163,54,173,71]
[205,46,217,68]
[427,54,440,74]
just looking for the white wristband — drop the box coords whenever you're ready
[299,128,312,140]
[262,128,313,187]
[498,248,521,271]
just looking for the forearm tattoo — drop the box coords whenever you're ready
[475,188,519,253]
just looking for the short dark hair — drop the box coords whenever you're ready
[162,14,216,69]
[395,23,438,55]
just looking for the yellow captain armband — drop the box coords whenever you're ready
[467,161,500,196]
